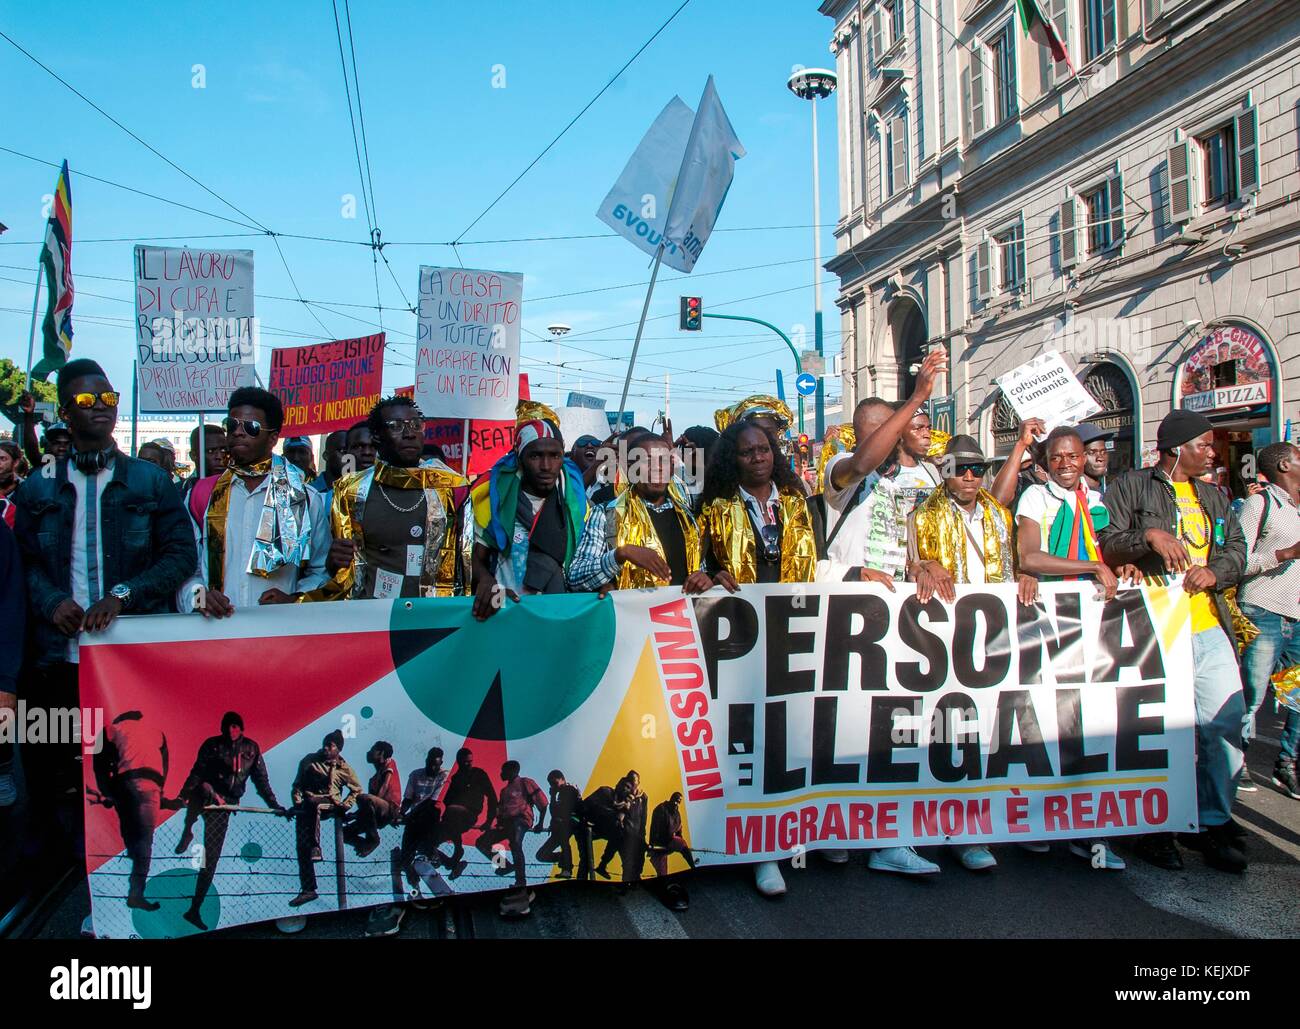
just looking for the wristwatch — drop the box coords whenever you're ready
[109,583,132,609]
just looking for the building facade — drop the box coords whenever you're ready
[820,0,1300,478]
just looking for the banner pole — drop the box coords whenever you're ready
[462,418,470,475]
[197,411,206,479]
[615,241,665,429]
[24,262,41,392]
[131,360,139,456]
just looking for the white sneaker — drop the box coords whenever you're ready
[80,915,95,939]
[868,846,939,875]
[819,848,849,865]
[1018,841,1051,854]
[957,845,997,871]
[275,916,308,934]
[0,772,16,807]
[754,860,787,896]
[1069,839,1126,870]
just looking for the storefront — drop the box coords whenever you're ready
[1173,323,1280,492]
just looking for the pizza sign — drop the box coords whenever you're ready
[1178,325,1273,413]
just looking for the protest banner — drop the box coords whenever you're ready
[134,246,256,413]
[268,334,385,435]
[81,581,1197,938]
[557,406,612,448]
[995,349,1100,433]
[415,266,522,421]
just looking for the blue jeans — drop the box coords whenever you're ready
[1238,603,1300,764]
[1191,626,1245,827]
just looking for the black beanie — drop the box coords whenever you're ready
[1156,409,1213,451]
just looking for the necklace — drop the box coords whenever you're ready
[376,480,425,514]
[1176,493,1210,548]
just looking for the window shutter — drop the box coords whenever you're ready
[976,240,992,301]
[1102,0,1117,50]
[871,8,884,65]
[892,115,908,190]
[1003,25,1019,118]
[1108,175,1125,247]
[970,53,986,136]
[1059,196,1078,270]
[1050,0,1070,82]
[1166,140,1193,223]
[1235,105,1260,195]
[961,66,973,143]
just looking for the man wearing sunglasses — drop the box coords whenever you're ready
[904,434,1038,876]
[178,387,329,615]
[303,396,469,602]
[13,358,195,869]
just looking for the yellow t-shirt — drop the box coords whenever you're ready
[1172,480,1219,633]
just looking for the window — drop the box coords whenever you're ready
[995,223,1026,292]
[889,0,905,44]
[1083,0,1117,62]
[1082,177,1124,254]
[1198,125,1236,205]
[989,24,1018,125]
[887,113,909,195]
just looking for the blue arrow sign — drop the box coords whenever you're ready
[795,372,817,397]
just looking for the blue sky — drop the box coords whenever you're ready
[0,0,841,431]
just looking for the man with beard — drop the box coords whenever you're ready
[173,711,286,930]
[471,401,587,620]
[178,387,329,615]
[305,397,469,601]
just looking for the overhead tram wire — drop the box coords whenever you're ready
[0,27,343,341]
[451,0,692,243]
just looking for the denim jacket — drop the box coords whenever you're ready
[13,454,197,667]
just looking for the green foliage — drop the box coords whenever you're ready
[0,357,58,428]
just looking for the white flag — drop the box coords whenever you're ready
[662,76,745,273]
[596,97,696,273]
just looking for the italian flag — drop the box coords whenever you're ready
[1016,0,1071,68]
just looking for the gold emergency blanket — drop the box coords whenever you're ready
[300,460,468,601]
[817,424,856,493]
[701,490,817,584]
[613,481,701,589]
[714,395,793,433]
[911,487,1014,584]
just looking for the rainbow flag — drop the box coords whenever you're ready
[1015,0,1071,68]
[1047,489,1109,575]
[32,160,74,380]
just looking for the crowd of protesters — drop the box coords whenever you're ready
[2,350,1298,936]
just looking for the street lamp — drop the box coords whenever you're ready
[787,67,837,439]
[547,323,571,406]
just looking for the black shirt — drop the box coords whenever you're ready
[648,505,689,585]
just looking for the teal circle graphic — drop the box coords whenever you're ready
[360,705,374,719]
[129,868,219,939]
[239,841,263,864]
[389,594,616,738]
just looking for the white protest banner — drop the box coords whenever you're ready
[415,266,522,421]
[661,76,746,273]
[994,349,1100,433]
[81,581,1197,937]
[558,405,613,448]
[134,246,256,413]
[596,96,697,274]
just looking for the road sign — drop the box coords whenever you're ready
[801,351,825,376]
[795,372,818,397]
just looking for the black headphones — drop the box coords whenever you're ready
[70,445,116,475]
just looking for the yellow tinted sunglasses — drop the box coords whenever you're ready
[70,391,121,409]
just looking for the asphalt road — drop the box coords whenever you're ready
[32,710,1300,941]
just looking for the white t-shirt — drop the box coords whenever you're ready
[888,460,943,519]
[959,503,990,584]
[1015,482,1102,542]
[68,461,114,664]
[822,453,880,567]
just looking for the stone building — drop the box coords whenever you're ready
[819,0,1300,477]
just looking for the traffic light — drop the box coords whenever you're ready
[796,432,811,458]
[680,295,703,331]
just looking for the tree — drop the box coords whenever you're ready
[0,357,57,428]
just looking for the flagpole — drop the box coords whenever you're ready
[462,418,470,475]
[615,242,666,429]
[131,360,140,456]
[24,263,41,392]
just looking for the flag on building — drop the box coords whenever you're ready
[1015,0,1071,67]
[661,76,746,273]
[33,160,74,380]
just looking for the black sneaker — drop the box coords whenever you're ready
[1133,833,1183,871]
[364,905,406,937]
[1273,762,1300,800]
[1236,767,1259,793]
[1201,827,1248,873]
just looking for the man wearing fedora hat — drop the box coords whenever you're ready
[904,434,1036,874]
